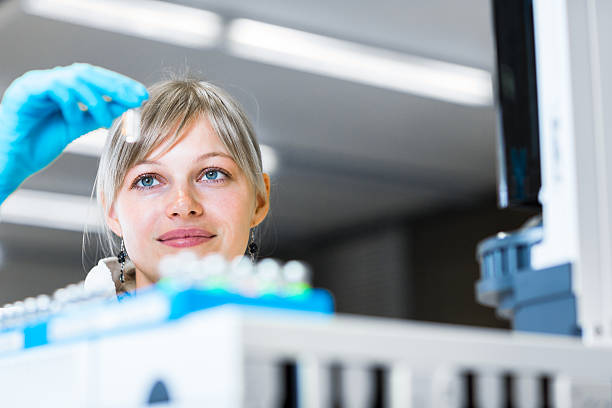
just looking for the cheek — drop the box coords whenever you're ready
[117,196,158,234]
[114,194,162,258]
[208,189,254,230]
[204,188,256,253]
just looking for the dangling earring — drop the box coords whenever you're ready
[248,229,258,263]
[117,239,127,283]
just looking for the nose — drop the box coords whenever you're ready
[166,185,204,218]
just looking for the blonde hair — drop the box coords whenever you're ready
[95,78,265,255]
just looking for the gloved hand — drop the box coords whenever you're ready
[0,63,148,203]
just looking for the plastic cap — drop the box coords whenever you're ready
[283,260,311,284]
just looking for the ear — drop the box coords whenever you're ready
[251,173,271,227]
[105,201,123,238]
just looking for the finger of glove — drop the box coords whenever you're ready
[73,102,134,136]
[77,64,148,108]
[45,85,86,125]
[68,114,108,142]
[45,86,109,145]
[69,80,115,129]
[62,105,126,143]
[108,102,131,119]
[85,102,133,132]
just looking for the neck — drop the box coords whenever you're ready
[135,268,156,289]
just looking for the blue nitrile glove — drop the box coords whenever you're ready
[0,63,148,204]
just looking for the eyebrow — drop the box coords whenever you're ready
[135,151,234,166]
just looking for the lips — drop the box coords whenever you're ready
[157,228,216,248]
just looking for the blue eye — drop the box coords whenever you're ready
[136,175,159,188]
[199,168,229,183]
[197,168,228,184]
[204,170,220,180]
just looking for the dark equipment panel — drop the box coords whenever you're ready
[492,0,542,209]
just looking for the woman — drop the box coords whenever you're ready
[0,64,271,296]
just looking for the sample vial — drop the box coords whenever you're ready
[121,108,142,143]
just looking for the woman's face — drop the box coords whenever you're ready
[106,116,270,286]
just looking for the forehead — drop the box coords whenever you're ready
[146,116,230,162]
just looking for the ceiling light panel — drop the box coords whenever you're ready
[227,19,493,106]
[22,0,223,48]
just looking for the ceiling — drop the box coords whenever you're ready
[0,0,498,250]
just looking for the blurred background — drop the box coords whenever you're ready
[0,0,537,329]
